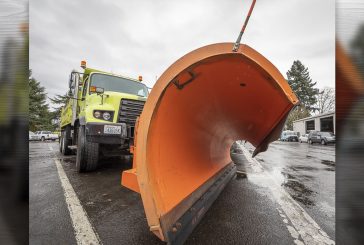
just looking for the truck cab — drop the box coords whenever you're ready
[60,61,148,172]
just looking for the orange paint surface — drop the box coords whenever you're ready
[122,43,298,241]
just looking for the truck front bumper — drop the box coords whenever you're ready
[85,122,127,144]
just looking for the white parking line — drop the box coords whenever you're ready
[239,144,335,245]
[49,146,53,151]
[54,159,101,245]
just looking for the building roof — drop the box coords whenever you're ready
[293,111,335,123]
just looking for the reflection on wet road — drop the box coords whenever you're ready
[243,141,335,240]
[30,141,335,244]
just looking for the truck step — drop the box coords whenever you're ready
[68,145,77,150]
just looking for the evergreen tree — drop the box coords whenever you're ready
[49,91,71,121]
[29,72,52,131]
[286,60,319,112]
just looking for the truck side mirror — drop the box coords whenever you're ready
[69,74,74,89]
[68,74,74,90]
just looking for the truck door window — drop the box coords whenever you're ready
[82,78,89,97]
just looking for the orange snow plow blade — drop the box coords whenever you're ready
[122,43,298,244]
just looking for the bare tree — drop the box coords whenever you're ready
[316,87,335,114]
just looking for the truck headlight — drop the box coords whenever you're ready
[94,111,101,118]
[103,112,111,121]
[93,110,113,121]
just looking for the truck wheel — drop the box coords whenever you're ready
[41,136,45,141]
[59,135,63,152]
[76,125,99,172]
[321,139,326,145]
[308,139,312,144]
[61,127,72,155]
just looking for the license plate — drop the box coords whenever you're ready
[104,125,121,134]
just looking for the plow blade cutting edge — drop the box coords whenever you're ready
[122,43,299,244]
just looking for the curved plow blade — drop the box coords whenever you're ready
[122,43,299,244]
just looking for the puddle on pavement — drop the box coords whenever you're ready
[290,165,318,171]
[324,167,335,172]
[281,178,315,206]
[321,160,335,171]
[280,170,316,206]
[247,165,317,207]
[300,174,314,180]
[321,160,335,167]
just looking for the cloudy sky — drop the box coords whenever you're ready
[30,0,335,108]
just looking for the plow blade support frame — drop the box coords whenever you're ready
[122,43,298,243]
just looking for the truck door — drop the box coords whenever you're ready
[78,77,89,117]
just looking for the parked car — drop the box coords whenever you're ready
[299,134,309,143]
[29,131,40,141]
[280,130,299,142]
[308,131,335,145]
[35,131,59,141]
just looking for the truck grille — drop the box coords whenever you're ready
[118,99,145,137]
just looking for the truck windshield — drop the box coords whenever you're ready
[90,73,149,97]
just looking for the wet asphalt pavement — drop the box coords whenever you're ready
[29,140,335,245]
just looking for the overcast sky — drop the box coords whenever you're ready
[30,0,335,108]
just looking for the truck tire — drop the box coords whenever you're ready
[59,135,63,152]
[41,136,45,141]
[76,125,99,172]
[321,139,326,145]
[61,127,72,155]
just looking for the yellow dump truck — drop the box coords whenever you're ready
[60,61,148,172]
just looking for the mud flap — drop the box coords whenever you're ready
[122,43,299,243]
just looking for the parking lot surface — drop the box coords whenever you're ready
[30,140,335,244]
